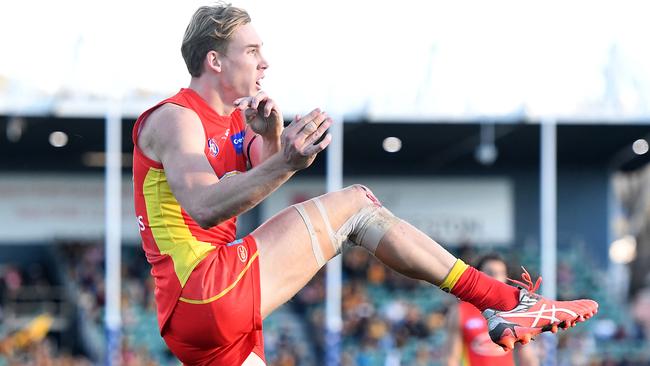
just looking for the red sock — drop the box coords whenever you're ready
[451,266,520,311]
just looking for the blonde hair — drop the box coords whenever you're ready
[181,2,251,77]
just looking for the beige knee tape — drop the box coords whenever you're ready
[293,203,326,267]
[294,198,400,267]
[338,205,399,254]
[313,198,400,255]
[313,198,342,254]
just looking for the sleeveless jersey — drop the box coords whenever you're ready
[132,88,248,331]
[458,301,515,366]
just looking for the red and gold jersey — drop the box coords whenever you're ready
[458,301,515,366]
[132,88,248,331]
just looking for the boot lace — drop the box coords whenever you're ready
[507,266,542,295]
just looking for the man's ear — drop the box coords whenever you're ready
[206,50,222,73]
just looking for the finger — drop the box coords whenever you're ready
[235,96,254,104]
[298,111,327,137]
[252,91,268,110]
[302,118,332,145]
[300,108,321,125]
[264,99,275,117]
[312,111,328,127]
[286,109,320,135]
[234,97,252,110]
[245,108,257,122]
[297,110,324,133]
[250,96,259,110]
[302,133,332,155]
[301,120,318,135]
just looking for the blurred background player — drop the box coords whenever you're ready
[446,253,539,366]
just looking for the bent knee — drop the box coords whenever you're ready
[343,184,382,208]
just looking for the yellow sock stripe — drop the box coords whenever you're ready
[179,251,259,304]
[439,259,469,293]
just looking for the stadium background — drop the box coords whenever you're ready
[1,1,650,365]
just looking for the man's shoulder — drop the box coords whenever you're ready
[147,102,200,125]
[143,103,204,140]
[139,102,205,156]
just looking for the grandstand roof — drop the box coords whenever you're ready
[1,116,648,172]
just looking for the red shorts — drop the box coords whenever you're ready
[162,235,265,365]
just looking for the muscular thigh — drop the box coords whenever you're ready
[251,185,368,318]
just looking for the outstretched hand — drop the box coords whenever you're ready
[279,108,332,171]
[234,91,283,139]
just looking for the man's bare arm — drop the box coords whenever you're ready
[139,103,331,229]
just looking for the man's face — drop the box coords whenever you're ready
[219,23,268,99]
[480,260,508,283]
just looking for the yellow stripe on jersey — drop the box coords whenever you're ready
[179,251,259,304]
[439,259,469,293]
[143,168,216,287]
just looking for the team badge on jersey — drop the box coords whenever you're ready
[237,245,248,263]
[230,131,245,154]
[207,138,219,157]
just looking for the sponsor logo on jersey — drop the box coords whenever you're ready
[207,138,219,157]
[230,131,245,154]
[136,215,145,232]
[237,245,248,263]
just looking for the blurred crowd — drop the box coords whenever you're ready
[294,248,452,366]
[0,262,53,307]
[1,242,650,365]
[291,245,650,366]
[61,243,172,366]
[0,259,91,365]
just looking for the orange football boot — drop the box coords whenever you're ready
[483,267,598,351]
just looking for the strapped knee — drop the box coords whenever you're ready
[339,185,400,254]
[293,186,400,266]
[338,205,399,254]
